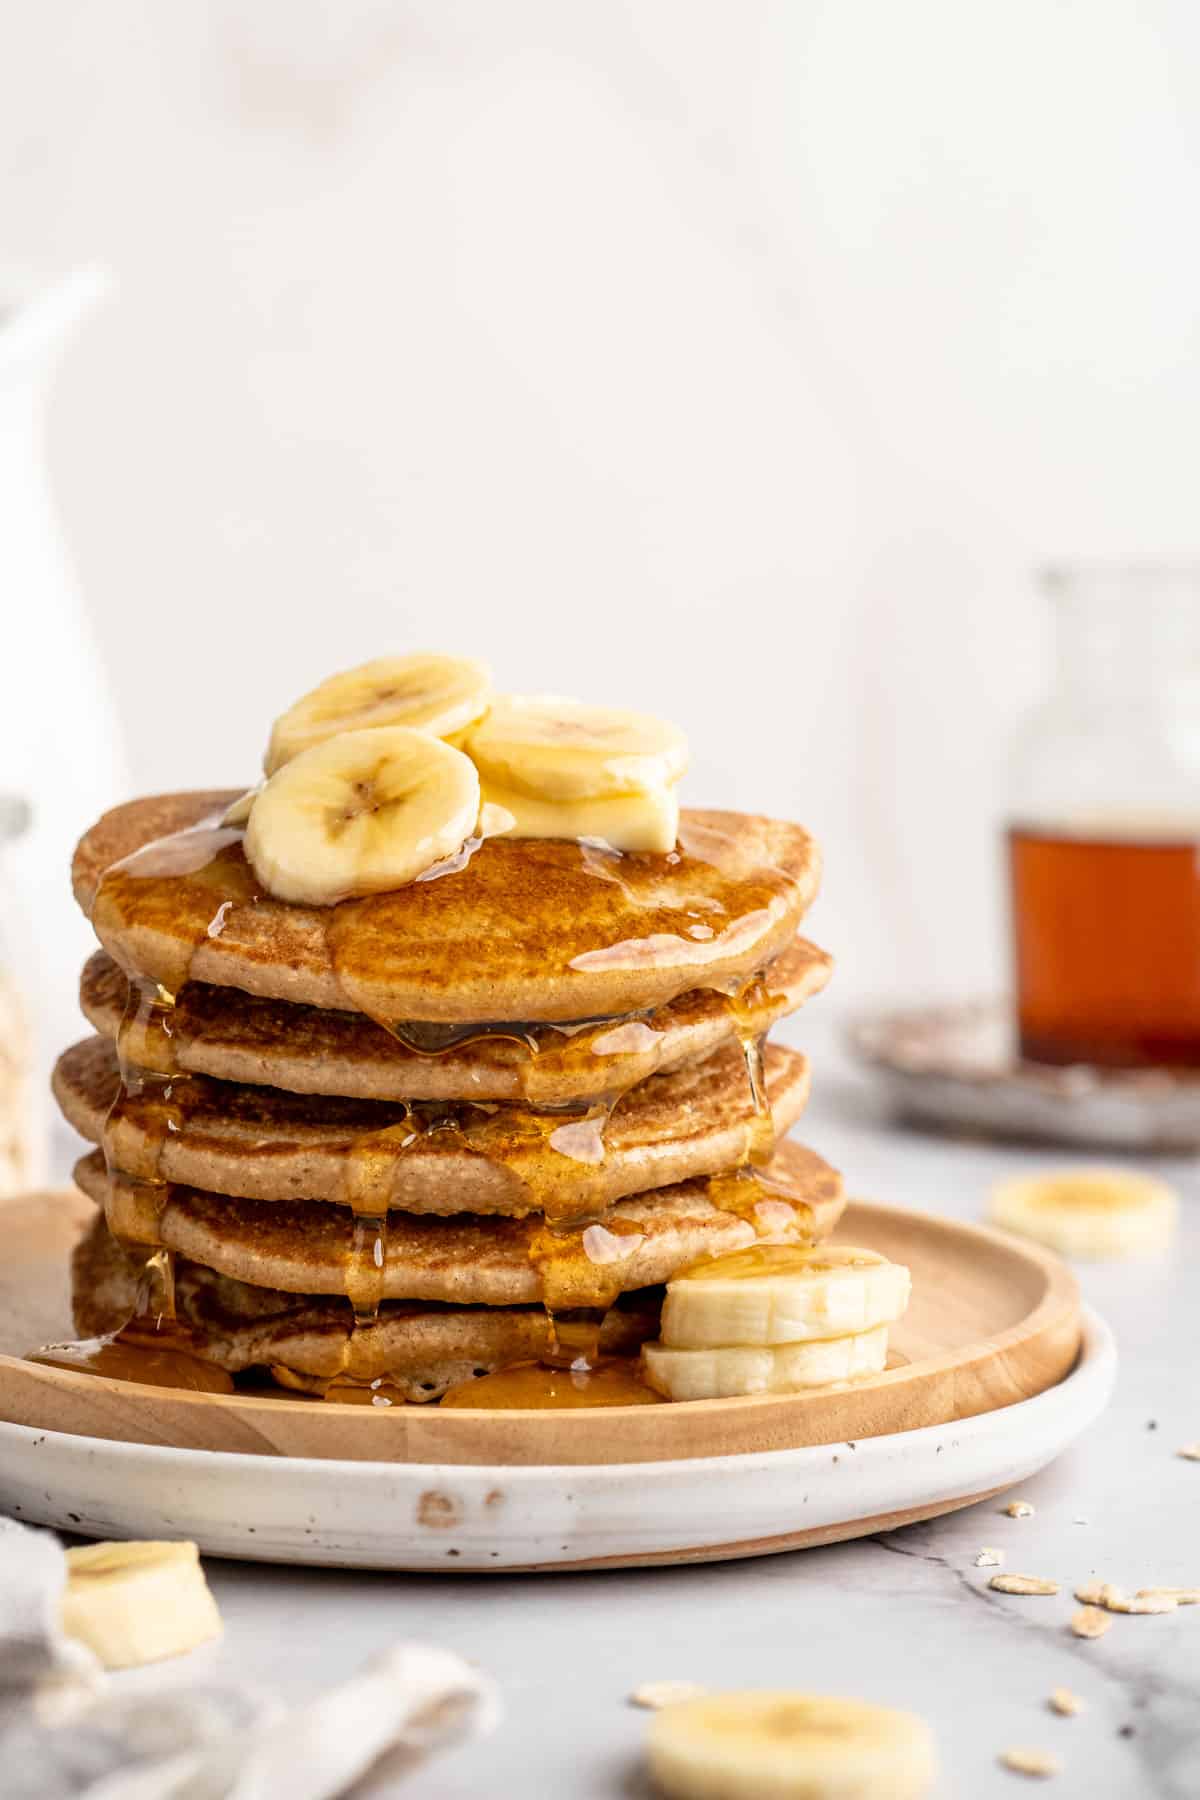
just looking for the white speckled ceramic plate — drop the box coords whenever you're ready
[0,1309,1114,1570]
[849,1001,1200,1150]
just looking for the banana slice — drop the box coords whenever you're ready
[465,695,688,802]
[659,1244,911,1350]
[264,653,492,775]
[647,1690,937,1800]
[246,726,480,905]
[478,776,679,854]
[61,1540,222,1669]
[989,1166,1177,1259]
[642,1325,889,1401]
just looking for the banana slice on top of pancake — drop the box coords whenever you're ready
[246,726,480,905]
[464,694,688,852]
[264,652,493,775]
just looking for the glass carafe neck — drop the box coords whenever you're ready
[1047,564,1200,709]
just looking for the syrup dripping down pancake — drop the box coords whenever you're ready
[55,1037,811,1220]
[79,935,832,1104]
[71,1138,845,1308]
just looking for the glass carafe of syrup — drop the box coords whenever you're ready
[1007,565,1200,1069]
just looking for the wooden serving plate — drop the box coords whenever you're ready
[0,1190,1079,1466]
[0,1192,1112,1568]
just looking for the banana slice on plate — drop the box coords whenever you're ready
[463,695,686,852]
[265,653,492,775]
[62,1540,222,1669]
[246,726,481,905]
[989,1166,1177,1259]
[642,1326,890,1402]
[647,1690,937,1800]
[659,1244,911,1350]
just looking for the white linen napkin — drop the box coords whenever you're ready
[0,1518,499,1798]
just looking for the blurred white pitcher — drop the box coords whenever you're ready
[0,268,128,1144]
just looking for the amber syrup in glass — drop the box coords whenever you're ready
[1008,823,1200,1068]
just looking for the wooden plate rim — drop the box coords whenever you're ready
[0,1196,1079,1464]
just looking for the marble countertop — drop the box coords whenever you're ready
[86,1028,1200,1799]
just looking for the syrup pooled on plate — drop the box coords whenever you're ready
[439,1357,663,1409]
[27,1336,235,1394]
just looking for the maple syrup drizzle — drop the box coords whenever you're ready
[35,818,247,1381]
[76,809,806,1403]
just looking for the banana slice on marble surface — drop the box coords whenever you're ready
[264,653,492,775]
[989,1166,1177,1259]
[659,1244,911,1350]
[246,726,480,904]
[463,695,686,850]
[646,1689,937,1800]
[642,1325,889,1402]
[61,1540,222,1669]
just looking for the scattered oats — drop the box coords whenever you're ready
[629,1680,707,1710]
[1113,1592,1177,1615]
[1000,1746,1061,1777]
[1177,1443,1200,1462]
[1075,1581,1177,1615]
[975,1547,1005,1567]
[1071,1606,1112,1639]
[990,1573,1060,1596]
[1048,1688,1084,1717]
[1005,1500,1035,1518]
[1137,1587,1200,1606]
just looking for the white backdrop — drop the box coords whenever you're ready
[5,0,1200,1049]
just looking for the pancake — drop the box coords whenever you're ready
[79,936,832,1104]
[55,1036,811,1220]
[71,1214,658,1398]
[72,1138,845,1307]
[75,793,820,1023]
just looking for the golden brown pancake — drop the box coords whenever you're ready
[71,1214,658,1398]
[75,793,820,1022]
[72,1138,844,1307]
[55,1036,811,1219]
[79,936,831,1104]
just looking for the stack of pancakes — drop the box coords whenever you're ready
[52,792,844,1401]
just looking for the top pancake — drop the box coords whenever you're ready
[74,792,820,1023]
